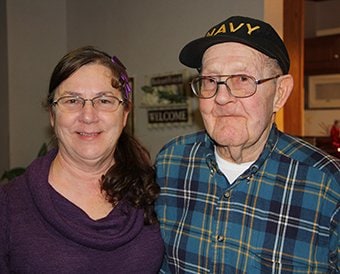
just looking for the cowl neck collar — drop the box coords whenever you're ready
[25,149,145,251]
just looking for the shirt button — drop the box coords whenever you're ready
[216,235,225,242]
[224,191,230,199]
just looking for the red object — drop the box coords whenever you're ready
[330,123,340,148]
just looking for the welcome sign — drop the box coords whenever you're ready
[141,71,192,127]
[148,108,188,124]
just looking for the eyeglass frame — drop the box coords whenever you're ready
[190,74,281,99]
[52,94,126,112]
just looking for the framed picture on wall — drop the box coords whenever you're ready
[126,77,134,135]
[140,71,194,128]
[307,74,340,109]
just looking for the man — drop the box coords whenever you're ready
[155,16,339,273]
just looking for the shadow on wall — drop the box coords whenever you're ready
[0,141,52,184]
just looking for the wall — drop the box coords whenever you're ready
[6,0,68,170]
[304,0,340,136]
[264,0,284,131]
[305,0,340,38]
[65,0,264,159]
[3,0,265,171]
[0,0,9,177]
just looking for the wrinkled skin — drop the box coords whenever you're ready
[199,42,293,163]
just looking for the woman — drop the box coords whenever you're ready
[0,46,164,273]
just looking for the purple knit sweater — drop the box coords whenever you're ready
[0,149,164,273]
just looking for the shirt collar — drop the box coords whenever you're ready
[203,123,279,177]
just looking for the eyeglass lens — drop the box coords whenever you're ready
[54,96,123,112]
[192,75,257,98]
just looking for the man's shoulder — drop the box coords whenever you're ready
[159,130,209,151]
[155,130,212,161]
[275,131,340,174]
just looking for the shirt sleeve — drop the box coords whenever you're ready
[329,201,339,272]
[0,187,10,273]
[158,254,171,274]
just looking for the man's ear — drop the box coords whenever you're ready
[273,74,294,112]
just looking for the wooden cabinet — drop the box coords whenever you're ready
[305,34,340,75]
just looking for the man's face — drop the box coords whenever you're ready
[199,42,280,162]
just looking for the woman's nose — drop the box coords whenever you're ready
[79,101,99,123]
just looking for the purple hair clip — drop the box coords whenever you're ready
[111,56,132,99]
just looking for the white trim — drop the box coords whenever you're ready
[316,27,340,36]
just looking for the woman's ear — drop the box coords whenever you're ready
[49,109,55,128]
[123,101,131,127]
[273,74,294,112]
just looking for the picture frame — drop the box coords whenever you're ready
[126,77,134,135]
[307,74,340,109]
[140,71,193,128]
[141,72,188,107]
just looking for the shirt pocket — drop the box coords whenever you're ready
[251,251,315,273]
[250,225,330,273]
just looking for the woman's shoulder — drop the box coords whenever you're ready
[1,148,57,200]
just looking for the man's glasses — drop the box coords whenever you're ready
[52,95,125,112]
[190,74,281,99]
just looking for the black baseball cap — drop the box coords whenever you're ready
[179,16,290,74]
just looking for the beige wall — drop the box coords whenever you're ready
[6,0,67,170]
[2,0,265,174]
[304,0,340,135]
[0,0,9,177]
[264,0,284,131]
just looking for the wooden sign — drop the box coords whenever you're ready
[147,108,188,124]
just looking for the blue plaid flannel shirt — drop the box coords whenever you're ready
[155,125,340,273]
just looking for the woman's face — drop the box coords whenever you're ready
[50,63,129,166]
